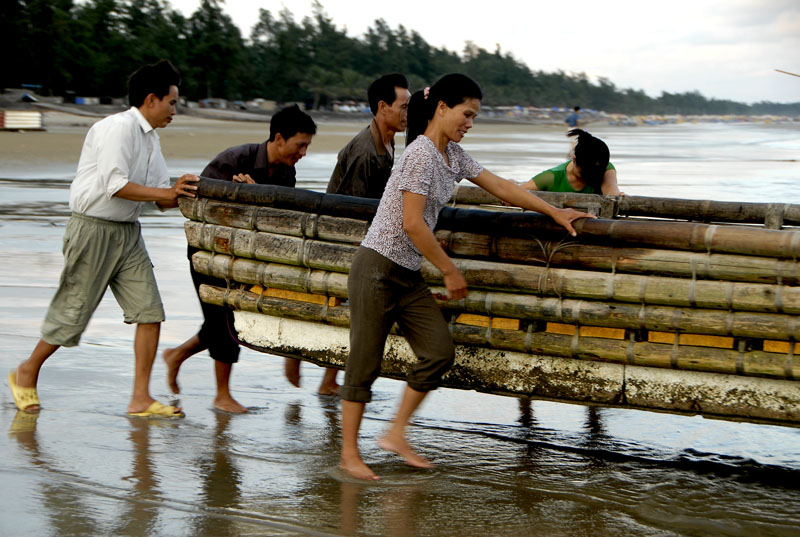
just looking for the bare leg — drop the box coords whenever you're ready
[163,333,207,394]
[378,386,433,468]
[340,400,379,480]
[129,323,177,414]
[13,339,60,411]
[213,360,247,413]
[317,367,339,396]
[284,357,301,387]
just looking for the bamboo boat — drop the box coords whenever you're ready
[179,178,800,427]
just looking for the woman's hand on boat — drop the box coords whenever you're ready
[552,207,595,236]
[443,267,468,301]
[173,174,199,199]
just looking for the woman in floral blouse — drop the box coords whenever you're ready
[339,73,592,480]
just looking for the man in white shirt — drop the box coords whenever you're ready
[8,60,199,418]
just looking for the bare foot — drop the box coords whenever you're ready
[317,382,339,396]
[162,348,182,394]
[284,358,301,387]
[378,434,433,469]
[317,367,339,395]
[340,453,380,481]
[214,395,248,414]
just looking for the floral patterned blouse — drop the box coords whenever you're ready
[361,135,483,270]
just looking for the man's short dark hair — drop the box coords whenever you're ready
[367,73,409,116]
[269,104,317,142]
[128,60,181,108]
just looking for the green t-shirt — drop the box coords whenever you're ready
[531,161,615,194]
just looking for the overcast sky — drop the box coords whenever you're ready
[169,0,800,104]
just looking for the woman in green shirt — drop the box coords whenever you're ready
[521,129,622,196]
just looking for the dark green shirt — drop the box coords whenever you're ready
[531,161,615,194]
[326,119,395,199]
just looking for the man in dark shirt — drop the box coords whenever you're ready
[326,73,410,199]
[164,105,317,413]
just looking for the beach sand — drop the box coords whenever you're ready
[0,110,569,176]
[0,111,364,173]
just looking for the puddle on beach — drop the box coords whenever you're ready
[1,120,800,536]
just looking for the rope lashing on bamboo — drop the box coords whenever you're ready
[703,224,717,254]
[247,203,258,230]
[256,280,267,312]
[570,325,581,358]
[607,252,618,301]
[320,290,330,323]
[626,331,637,364]
[791,232,800,262]
[530,236,579,299]
[525,323,534,353]
[736,339,746,375]
[670,334,680,369]
[700,199,712,223]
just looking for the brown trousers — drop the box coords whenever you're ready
[340,247,455,403]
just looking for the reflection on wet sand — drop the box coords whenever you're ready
[190,411,243,537]
[8,411,101,536]
[338,480,424,537]
[118,418,164,536]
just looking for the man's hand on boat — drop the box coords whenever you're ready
[172,173,200,199]
[232,173,255,184]
[551,207,595,237]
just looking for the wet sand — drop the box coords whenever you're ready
[0,111,364,177]
[2,113,800,536]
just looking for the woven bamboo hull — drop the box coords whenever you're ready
[180,178,800,427]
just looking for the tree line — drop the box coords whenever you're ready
[3,0,798,116]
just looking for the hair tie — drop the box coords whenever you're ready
[423,87,430,99]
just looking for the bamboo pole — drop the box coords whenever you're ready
[436,232,800,285]
[186,225,800,313]
[199,284,800,381]
[184,177,379,220]
[184,221,357,273]
[437,206,800,259]
[192,250,349,298]
[179,197,368,244]
[450,184,800,227]
[191,251,800,342]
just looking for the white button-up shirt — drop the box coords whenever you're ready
[69,107,170,222]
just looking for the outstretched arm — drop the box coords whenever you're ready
[601,168,624,196]
[470,169,594,236]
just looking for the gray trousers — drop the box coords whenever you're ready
[42,213,164,347]
[340,247,455,403]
